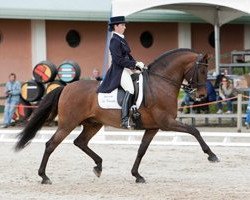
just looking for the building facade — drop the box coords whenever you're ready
[0,0,249,86]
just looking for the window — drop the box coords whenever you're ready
[66,30,81,48]
[140,31,153,48]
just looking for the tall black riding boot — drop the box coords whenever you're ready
[121,91,133,129]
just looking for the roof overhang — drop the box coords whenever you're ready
[112,0,250,25]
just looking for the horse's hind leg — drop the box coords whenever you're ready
[73,122,103,177]
[38,127,71,184]
[166,119,219,162]
[131,129,158,183]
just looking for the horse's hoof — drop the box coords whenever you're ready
[41,178,52,185]
[208,155,220,163]
[93,166,102,178]
[135,177,146,183]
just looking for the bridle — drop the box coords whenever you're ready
[181,54,208,95]
[147,54,208,96]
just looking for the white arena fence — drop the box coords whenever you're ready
[1,127,250,147]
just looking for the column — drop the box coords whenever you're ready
[244,24,250,50]
[31,20,47,68]
[178,23,191,49]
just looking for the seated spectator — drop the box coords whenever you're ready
[90,68,102,81]
[179,80,193,114]
[214,74,225,89]
[192,80,217,114]
[179,92,192,114]
[214,69,229,89]
[179,80,217,114]
[245,90,250,129]
[216,77,234,114]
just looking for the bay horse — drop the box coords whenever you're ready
[15,48,219,184]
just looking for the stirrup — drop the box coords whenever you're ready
[131,105,140,120]
[121,118,131,129]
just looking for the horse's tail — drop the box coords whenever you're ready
[15,86,64,151]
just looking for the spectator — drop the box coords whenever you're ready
[245,91,250,129]
[90,68,102,81]
[214,69,228,89]
[178,80,192,114]
[206,80,217,103]
[1,73,21,128]
[193,80,217,114]
[214,74,225,89]
[179,92,192,114]
[216,77,234,114]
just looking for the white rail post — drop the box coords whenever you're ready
[237,93,243,132]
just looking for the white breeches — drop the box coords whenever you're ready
[120,68,134,94]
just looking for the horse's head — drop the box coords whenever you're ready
[147,49,209,101]
[183,53,208,101]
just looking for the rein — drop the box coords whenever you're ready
[147,71,181,88]
[147,54,208,94]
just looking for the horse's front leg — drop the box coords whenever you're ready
[131,129,158,183]
[162,118,219,162]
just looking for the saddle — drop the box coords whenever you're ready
[98,73,144,129]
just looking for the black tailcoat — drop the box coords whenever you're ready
[97,33,136,93]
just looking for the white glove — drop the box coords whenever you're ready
[136,61,145,70]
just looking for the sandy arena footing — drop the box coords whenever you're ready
[1,141,250,200]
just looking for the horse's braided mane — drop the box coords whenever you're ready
[147,48,197,69]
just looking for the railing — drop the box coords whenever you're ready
[219,49,250,74]
[219,63,250,74]
[178,94,248,132]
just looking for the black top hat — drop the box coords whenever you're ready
[108,16,127,25]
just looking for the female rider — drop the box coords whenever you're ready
[97,16,144,128]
